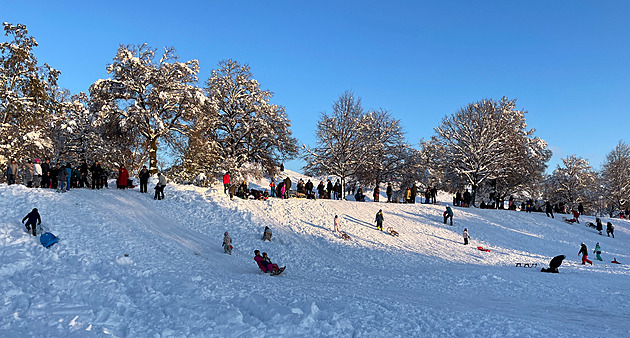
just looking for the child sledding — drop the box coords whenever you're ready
[254,250,285,276]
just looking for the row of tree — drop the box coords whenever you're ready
[0,23,298,182]
[2,22,628,216]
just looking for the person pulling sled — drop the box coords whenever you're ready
[22,208,41,236]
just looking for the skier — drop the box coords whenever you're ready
[22,208,41,236]
[443,205,453,226]
[463,228,470,245]
[545,201,554,218]
[334,215,341,233]
[138,165,150,193]
[593,242,603,261]
[386,183,393,203]
[595,218,603,235]
[606,222,615,238]
[541,255,565,273]
[578,242,592,265]
[222,231,232,255]
[375,209,384,231]
[223,171,231,195]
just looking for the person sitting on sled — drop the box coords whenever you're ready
[254,250,283,274]
[541,255,565,273]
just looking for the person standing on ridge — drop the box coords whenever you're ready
[223,171,231,195]
[139,165,150,193]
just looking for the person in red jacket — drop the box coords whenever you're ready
[223,171,231,195]
[570,209,580,224]
[117,165,129,189]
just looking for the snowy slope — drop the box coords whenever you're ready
[1,172,629,337]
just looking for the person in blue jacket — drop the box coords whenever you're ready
[22,208,41,236]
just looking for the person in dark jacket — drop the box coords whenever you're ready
[317,181,325,199]
[578,203,585,217]
[284,177,292,199]
[541,255,565,273]
[49,164,58,190]
[375,209,384,230]
[333,180,341,200]
[5,159,19,185]
[545,201,554,218]
[373,187,380,202]
[595,218,603,235]
[41,159,50,188]
[90,161,103,190]
[305,179,314,197]
[386,183,393,203]
[79,160,89,188]
[22,208,41,236]
[138,165,150,193]
[56,165,67,193]
[578,242,592,265]
[606,222,615,238]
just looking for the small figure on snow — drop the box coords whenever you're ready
[334,215,341,233]
[606,222,615,238]
[541,255,565,273]
[222,231,232,255]
[463,228,470,245]
[223,171,231,195]
[375,209,384,231]
[593,242,603,261]
[22,208,41,236]
[262,226,272,241]
[570,209,580,224]
[386,183,393,203]
[545,201,554,219]
[578,242,592,265]
[443,205,453,226]
[153,172,166,200]
[595,218,603,235]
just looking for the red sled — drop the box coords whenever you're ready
[611,258,621,264]
[477,246,491,252]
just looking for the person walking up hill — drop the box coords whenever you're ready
[578,242,592,265]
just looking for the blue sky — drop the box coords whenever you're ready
[2,1,628,173]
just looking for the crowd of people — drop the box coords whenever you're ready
[4,158,166,199]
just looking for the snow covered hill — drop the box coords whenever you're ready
[1,172,629,337]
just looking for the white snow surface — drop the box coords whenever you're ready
[1,170,629,337]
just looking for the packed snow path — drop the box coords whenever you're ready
[1,179,629,337]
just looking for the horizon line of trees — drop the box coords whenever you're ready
[2,22,629,217]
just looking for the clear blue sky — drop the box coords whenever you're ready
[2,1,628,173]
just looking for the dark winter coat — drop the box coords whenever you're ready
[317,182,325,196]
[139,168,150,182]
[305,181,314,192]
[545,202,553,213]
[6,162,19,176]
[578,244,588,256]
[57,167,67,182]
[375,211,384,224]
[22,209,41,226]
[90,163,102,176]
[549,255,565,270]
[386,184,392,196]
[284,177,292,191]
[326,181,333,193]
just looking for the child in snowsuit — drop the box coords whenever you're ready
[375,209,384,231]
[541,255,565,273]
[463,228,470,245]
[606,222,615,238]
[22,208,41,236]
[223,231,232,255]
[578,242,592,265]
[593,242,603,261]
[334,215,341,233]
[262,226,272,241]
[444,206,453,225]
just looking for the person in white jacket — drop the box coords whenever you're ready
[463,228,470,245]
[334,215,341,233]
[33,159,43,188]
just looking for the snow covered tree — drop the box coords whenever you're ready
[353,109,412,188]
[0,22,60,163]
[600,140,630,213]
[205,59,298,179]
[304,91,374,197]
[433,97,550,206]
[89,44,206,173]
[545,155,597,211]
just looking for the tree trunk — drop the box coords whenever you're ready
[149,137,158,174]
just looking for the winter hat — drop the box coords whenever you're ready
[224,231,228,236]
[35,159,39,163]
[581,242,585,245]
